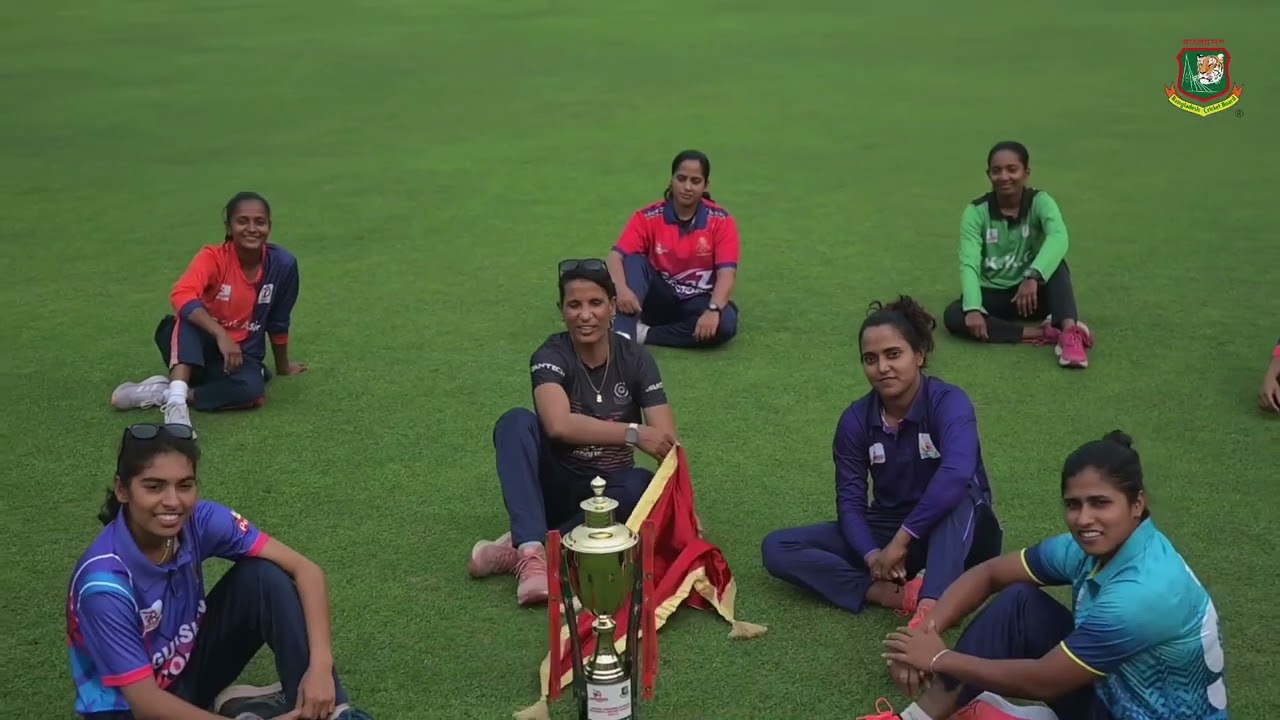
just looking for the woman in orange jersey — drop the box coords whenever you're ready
[110,192,307,428]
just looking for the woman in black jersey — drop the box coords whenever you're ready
[467,259,679,606]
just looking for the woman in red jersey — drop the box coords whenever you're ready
[110,192,307,428]
[607,150,741,349]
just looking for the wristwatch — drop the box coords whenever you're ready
[625,423,639,446]
[707,302,721,313]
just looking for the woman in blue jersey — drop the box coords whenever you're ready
[66,424,372,720]
[760,296,1003,631]
[871,431,1228,720]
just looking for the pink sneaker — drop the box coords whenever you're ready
[953,699,1020,719]
[1056,323,1093,368]
[954,694,1060,719]
[515,545,549,606]
[1023,318,1060,347]
[467,532,516,578]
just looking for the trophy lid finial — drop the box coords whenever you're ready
[591,477,606,497]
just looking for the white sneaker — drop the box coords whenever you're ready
[111,376,169,410]
[163,401,193,428]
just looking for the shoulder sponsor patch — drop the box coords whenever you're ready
[531,362,565,376]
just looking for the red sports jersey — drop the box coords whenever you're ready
[612,198,740,299]
[169,242,299,359]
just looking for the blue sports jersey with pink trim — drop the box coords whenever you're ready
[66,501,269,715]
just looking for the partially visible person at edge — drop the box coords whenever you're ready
[110,191,308,428]
[607,149,741,349]
[467,260,679,606]
[869,431,1228,720]
[1257,338,1280,413]
[67,424,372,720]
[941,141,1095,369]
[761,296,1003,633]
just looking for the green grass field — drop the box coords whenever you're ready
[3,0,1278,717]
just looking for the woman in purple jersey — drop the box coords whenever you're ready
[66,424,372,720]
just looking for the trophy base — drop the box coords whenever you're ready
[585,680,633,720]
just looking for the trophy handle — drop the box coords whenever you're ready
[627,541,643,717]
[559,549,588,715]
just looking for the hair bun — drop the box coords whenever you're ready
[1102,430,1134,449]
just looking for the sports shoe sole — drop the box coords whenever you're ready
[213,682,283,714]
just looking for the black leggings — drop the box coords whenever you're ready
[944,261,1079,344]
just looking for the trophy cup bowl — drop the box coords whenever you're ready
[565,525,637,618]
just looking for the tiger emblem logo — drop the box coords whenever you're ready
[1196,53,1225,85]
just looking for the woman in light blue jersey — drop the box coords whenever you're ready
[866,430,1227,720]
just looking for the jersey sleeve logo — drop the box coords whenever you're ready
[532,362,565,377]
[229,509,250,535]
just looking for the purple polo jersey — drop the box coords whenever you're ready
[833,374,994,560]
[65,500,269,715]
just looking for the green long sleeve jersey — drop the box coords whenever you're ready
[958,188,1069,314]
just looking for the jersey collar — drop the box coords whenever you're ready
[984,187,1039,223]
[872,375,931,431]
[1087,517,1156,585]
[662,199,709,233]
[110,507,197,593]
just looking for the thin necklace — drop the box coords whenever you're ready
[576,340,611,404]
[159,537,177,564]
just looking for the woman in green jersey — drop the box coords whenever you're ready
[942,142,1095,369]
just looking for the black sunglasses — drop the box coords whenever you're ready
[116,423,197,472]
[558,258,607,276]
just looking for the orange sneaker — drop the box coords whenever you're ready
[857,698,900,720]
[467,532,517,578]
[895,573,923,614]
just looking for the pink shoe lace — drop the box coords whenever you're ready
[1058,326,1090,367]
[467,540,517,578]
[515,548,549,606]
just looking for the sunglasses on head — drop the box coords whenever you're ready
[558,258,607,276]
[116,423,196,473]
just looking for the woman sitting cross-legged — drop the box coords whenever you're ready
[941,141,1095,369]
[873,431,1228,720]
[607,149,741,349]
[761,296,1003,630]
[467,259,679,606]
[67,423,371,720]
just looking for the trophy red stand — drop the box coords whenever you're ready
[547,519,658,711]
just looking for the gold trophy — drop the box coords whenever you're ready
[557,478,645,720]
